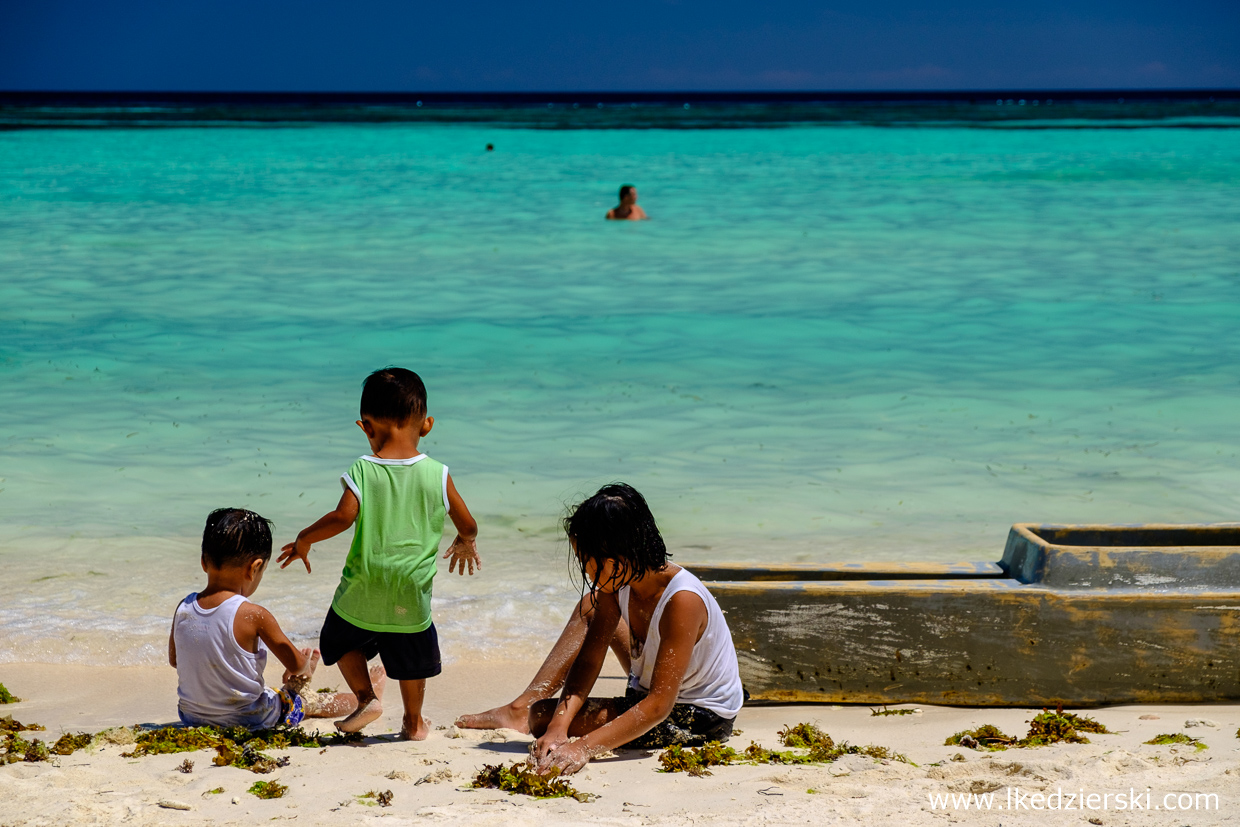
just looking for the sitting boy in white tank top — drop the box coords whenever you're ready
[170,508,380,729]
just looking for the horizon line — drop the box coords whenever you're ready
[2,88,1237,99]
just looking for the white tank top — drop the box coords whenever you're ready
[173,593,281,729]
[619,568,744,718]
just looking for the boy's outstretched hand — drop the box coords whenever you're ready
[278,538,313,573]
[444,535,482,576]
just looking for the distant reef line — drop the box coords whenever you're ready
[1,89,1237,129]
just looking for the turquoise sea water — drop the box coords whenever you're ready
[2,121,1238,664]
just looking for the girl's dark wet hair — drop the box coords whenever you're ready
[361,367,427,424]
[565,483,668,596]
[202,508,273,569]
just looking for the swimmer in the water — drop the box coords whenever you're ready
[606,185,648,221]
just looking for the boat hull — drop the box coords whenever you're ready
[689,524,1240,706]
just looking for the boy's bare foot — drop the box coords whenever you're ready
[333,668,388,733]
[335,696,383,733]
[400,714,431,741]
[455,702,531,734]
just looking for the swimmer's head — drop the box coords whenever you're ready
[361,367,427,425]
[202,508,273,570]
[564,483,668,595]
[618,184,637,204]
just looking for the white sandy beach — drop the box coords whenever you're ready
[2,659,1237,826]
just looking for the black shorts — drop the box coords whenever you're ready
[617,686,735,749]
[318,607,442,681]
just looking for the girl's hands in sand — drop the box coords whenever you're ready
[443,535,482,575]
[278,538,312,573]
[532,729,570,770]
[537,739,591,776]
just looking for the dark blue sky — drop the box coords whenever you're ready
[2,1,1236,91]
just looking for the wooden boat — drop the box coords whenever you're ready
[687,524,1240,706]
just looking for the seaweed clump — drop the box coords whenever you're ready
[1,715,50,764]
[247,780,288,799]
[1020,710,1097,746]
[776,722,909,763]
[658,742,741,776]
[0,683,20,704]
[122,724,328,758]
[871,706,917,717]
[122,726,223,757]
[948,709,1112,751]
[359,789,394,807]
[213,741,289,773]
[778,723,834,751]
[1145,733,1207,752]
[51,732,94,755]
[659,724,911,776]
[945,725,1017,750]
[121,724,329,773]
[471,762,597,802]
[1,715,44,735]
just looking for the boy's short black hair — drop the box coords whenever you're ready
[565,483,668,596]
[619,184,635,199]
[360,367,427,423]
[202,508,273,569]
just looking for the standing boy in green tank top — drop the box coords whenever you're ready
[278,368,481,739]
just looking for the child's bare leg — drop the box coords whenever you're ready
[334,651,384,732]
[456,594,631,733]
[306,666,386,718]
[398,679,430,741]
[528,696,626,738]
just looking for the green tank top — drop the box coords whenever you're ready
[331,454,448,633]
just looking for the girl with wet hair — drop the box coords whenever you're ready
[457,483,743,775]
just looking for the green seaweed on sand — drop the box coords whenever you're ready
[213,741,288,773]
[205,787,225,795]
[1019,710,1095,746]
[742,742,818,765]
[948,709,1111,751]
[1,715,44,734]
[241,728,327,751]
[777,723,909,763]
[358,789,394,807]
[0,683,20,704]
[21,739,50,762]
[51,732,94,755]
[660,724,912,776]
[777,723,833,750]
[1145,733,1207,752]
[945,725,1017,750]
[1055,711,1109,734]
[471,762,597,802]
[122,726,222,757]
[122,724,327,760]
[2,716,52,763]
[658,742,741,776]
[870,707,916,717]
[840,743,911,762]
[247,780,288,799]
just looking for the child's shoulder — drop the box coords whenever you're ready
[347,454,446,477]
